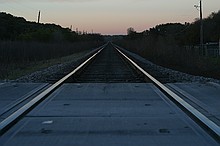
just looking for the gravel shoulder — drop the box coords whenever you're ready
[118,45,220,84]
[0,48,100,83]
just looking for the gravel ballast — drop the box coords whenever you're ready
[118,45,220,84]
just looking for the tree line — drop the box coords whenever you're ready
[0,12,103,42]
[116,10,220,79]
[126,10,220,45]
[0,12,104,79]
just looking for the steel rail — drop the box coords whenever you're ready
[0,45,105,135]
[114,44,220,140]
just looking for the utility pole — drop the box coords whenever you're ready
[200,0,204,55]
[194,0,204,55]
[37,10,41,23]
[219,38,220,56]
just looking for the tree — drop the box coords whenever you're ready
[127,27,135,35]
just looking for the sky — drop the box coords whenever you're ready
[0,0,220,35]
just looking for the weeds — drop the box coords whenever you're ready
[0,41,102,79]
[115,38,220,80]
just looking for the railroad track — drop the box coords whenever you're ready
[0,42,220,145]
[66,43,146,83]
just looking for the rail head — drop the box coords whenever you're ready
[0,44,106,135]
[113,44,220,140]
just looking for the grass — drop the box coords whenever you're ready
[0,40,103,80]
[1,50,90,80]
[115,39,220,80]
